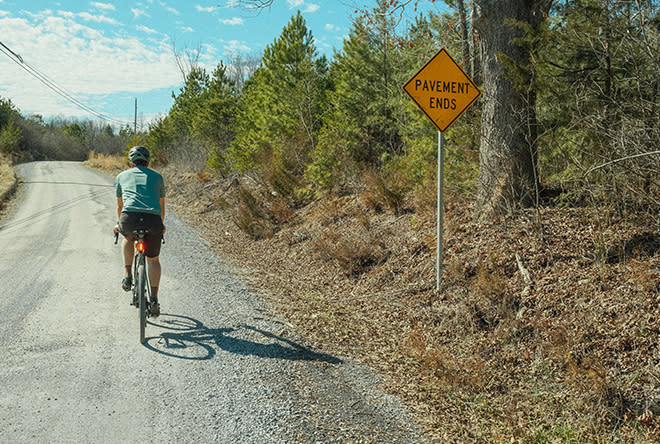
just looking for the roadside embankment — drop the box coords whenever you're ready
[0,158,17,207]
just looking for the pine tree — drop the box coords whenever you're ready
[537,0,660,208]
[230,11,327,194]
[192,63,238,173]
[307,1,403,189]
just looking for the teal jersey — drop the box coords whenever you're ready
[115,166,165,216]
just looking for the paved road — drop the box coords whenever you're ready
[0,161,427,444]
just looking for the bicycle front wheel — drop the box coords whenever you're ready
[136,259,147,344]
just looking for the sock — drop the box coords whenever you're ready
[151,287,159,301]
[125,265,132,277]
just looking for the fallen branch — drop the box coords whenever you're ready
[515,253,534,288]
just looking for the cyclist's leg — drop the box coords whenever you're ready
[146,256,161,292]
[118,212,138,290]
[143,213,163,301]
[122,237,134,275]
[119,238,135,291]
[146,255,161,316]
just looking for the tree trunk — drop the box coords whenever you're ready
[470,0,481,83]
[473,0,551,218]
[456,0,471,74]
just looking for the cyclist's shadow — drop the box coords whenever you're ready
[143,313,342,365]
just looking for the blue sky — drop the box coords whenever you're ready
[0,0,445,127]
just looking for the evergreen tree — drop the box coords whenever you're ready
[230,11,327,196]
[307,1,403,189]
[169,67,209,141]
[0,98,20,129]
[194,62,238,174]
[537,0,660,208]
[0,121,22,154]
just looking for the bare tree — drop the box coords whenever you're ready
[227,52,261,93]
[172,41,203,82]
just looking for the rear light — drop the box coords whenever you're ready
[136,240,146,253]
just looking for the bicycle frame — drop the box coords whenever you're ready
[132,230,152,344]
[115,228,163,344]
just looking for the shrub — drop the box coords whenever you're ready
[232,185,273,240]
[312,222,389,276]
[360,168,410,215]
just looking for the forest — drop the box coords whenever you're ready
[2,0,658,222]
[2,0,660,442]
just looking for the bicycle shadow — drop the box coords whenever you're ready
[143,313,343,365]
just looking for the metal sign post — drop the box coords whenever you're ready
[437,132,444,291]
[402,48,481,290]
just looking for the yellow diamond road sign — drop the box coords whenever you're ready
[403,48,481,133]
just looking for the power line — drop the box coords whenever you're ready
[0,40,131,125]
[0,40,22,62]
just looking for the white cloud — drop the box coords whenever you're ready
[181,26,194,33]
[136,25,158,34]
[202,43,217,54]
[131,8,146,18]
[165,6,179,15]
[91,2,115,11]
[196,6,216,13]
[285,0,319,13]
[221,17,243,25]
[77,11,119,25]
[325,23,338,31]
[0,12,180,120]
[223,40,250,54]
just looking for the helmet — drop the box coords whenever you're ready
[128,145,150,164]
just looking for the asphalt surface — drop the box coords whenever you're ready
[0,161,428,444]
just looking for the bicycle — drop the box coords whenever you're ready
[115,229,163,344]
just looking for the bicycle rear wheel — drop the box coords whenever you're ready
[136,258,147,344]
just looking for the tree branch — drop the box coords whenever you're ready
[584,151,660,177]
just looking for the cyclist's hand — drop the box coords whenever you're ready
[113,225,119,236]
[162,225,167,235]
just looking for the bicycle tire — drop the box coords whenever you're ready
[137,257,147,344]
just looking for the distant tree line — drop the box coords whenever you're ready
[0,97,134,162]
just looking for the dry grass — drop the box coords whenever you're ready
[0,155,16,204]
[84,151,126,176]
[109,162,660,443]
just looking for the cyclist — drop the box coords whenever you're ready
[113,145,166,317]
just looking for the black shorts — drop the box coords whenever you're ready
[118,212,164,258]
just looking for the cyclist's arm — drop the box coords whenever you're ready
[160,197,166,234]
[113,197,124,236]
